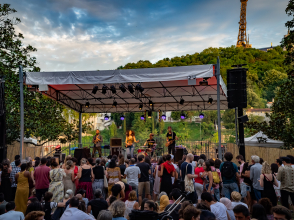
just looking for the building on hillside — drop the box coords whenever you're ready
[245,108,271,122]
[258,43,277,52]
[266,99,274,108]
[163,112,202,123]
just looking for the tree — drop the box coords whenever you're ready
[109,123,117,138]
[171,111,181,120]
[247,0,294,149]
[0,4,87,145]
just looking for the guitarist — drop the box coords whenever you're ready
[166,126,178,155]
[92,129,103,158]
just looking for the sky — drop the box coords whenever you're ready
[4,0,289,71]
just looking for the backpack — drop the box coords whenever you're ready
[221,161,235,179]
[212,171,220,183]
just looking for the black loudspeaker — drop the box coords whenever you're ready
[227,68,247,109]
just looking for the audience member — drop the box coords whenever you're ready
[233,205,250,220]
[87,189,108,219]
[159,195,169,213]
[107,158,121,196]
[24,211,45,220]
[272,205,292,220]
[34,157,51,201]
[97,210,113,220]
[124,158,140,192]
[25,202,43,216]
[219,152,239,199]
[43,192,65,220]
[250,155,263,202]
[0,202,25,220]
[159,154,176,196]
[10,159,21,200]
[231,191,248,209]
[124,190,139,218]
[182,205,201,220]
[251,204,268,220]
[164,188,182,220]
[258,198,273,220]
[92,158,106,199]
[109,200,127,220]
[181,153,197,202]
[137,155,151,205]
[201,192,228,220]
[194,159,204,203]
[0,193,7,215]
[144,200,158,212]
[77,158,94,201]
[220,197,236,220]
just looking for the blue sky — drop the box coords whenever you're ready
[5,0,289,71]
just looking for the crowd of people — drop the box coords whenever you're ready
[0,151,293,220]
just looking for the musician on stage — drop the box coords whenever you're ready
[125,130,139,158]
[144,133,156,156]
[92,129,103,157]
[166,126,178,155]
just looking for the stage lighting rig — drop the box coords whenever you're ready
[120,115,125,121]
[128,84,134,93]
[199,113,204,119]
[208,97,213,104]
[180,97,185,105]
[102,85,107,94]
[139,104,143,110]
[148,111,152,118]
[92,86,98,94]
[110,85,116,94]
[135,84,144,93]
[180,112,186,119]
[140,115,145,120]
[149,100,153,106]
[104,114,109,121]
[119,84,126,93]
[85,102,90,108]
[112,100,117,107]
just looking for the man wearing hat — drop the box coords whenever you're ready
[277,157,294,209]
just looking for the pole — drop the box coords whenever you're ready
[0,76,7,161]
[238,108,245,158]
[19,65,24,159]
[235,107,239,146]
[217,57,222,160]
[200,122,201,141]
[79,111,82,148]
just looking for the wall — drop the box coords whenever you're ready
[226,143,294,165]
[7,141,43,161]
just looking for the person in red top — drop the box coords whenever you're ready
[33,157,51,201]
[194,159,205,203]
[159,154,177,196]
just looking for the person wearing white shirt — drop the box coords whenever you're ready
[0,202,24,220]
[124,158,141,192]
[60,197,94,220]
[201,192,229,220]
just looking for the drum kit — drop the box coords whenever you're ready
[136,144,164,157]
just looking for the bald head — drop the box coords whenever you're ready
[186,153,194,163]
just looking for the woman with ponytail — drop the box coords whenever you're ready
[63,160,76,194]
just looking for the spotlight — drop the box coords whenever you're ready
[140,115,145,120]
[104,114,109,121]
[85,102,90,108]
[180,112,186,119]
[208,97,213,104]
[102,85,107,94]
[161,114,166,120]
[110,85,116,94]
[135,84,144,93]
[92,86,98,94]
[128,84,134,93]
[120,115,125,121]
[199,113,204,119]
[139,104,143,110]
[119,84,126,93]
[112,100,117,107]
[199,78,209,86]
[148,111,152,118]
[149,100,153,106]
[180,97,185,105]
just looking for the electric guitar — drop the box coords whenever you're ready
[165,140,174,147]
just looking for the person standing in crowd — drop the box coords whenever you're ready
[92,158,107,199]
[181,153,198,203]
[272,205,292,220]
[125,130,139,158]
[49,160,66,211]
[71,158,79,190]
[201,192,229,220]
[259,161,278,206]
[287,155,294,168]
[276,158,283,168]
[124,190,139,218]
[0,193,7,215]
[26,161,35,196]
[271,163,281,201]
[107,158,121,196]
[219,152,239,199]
[259,198,274,220]
[118,154,126,183]
[77,158,94,201]
[10,159,21,200]
[203,161,214,196]
[0,202,25,220]
[166,126,178,155]
[10,155,20,170]
[63,160,76,194]
[152,157,163,201]
[251,204,268,220]
[277,157,294,209]
[220,197,236,220]
[92,129,103,158]
[240,162,252,207]
[213,159,222,202]
[233,205,250,220]
[15,163,31,214]
[61,197,95,220]
[87,189,108,219]
[137,155,151,205]
[34,157,51,202]
[250,155,263,202]
[144,156,155,197]
[159,154,176,197]
[124,158,140,193]
[194,159,204,203]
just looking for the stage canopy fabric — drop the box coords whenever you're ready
[25,64,228,113]
[245,131,284,148]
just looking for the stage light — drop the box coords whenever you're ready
[128,84,134,93]
[104,114,109,121]
[102,85,107,94]
[199,113,205,119]
[119,84,126,93]
[208,97,213,104]
[85,102,90,108]
[139,104,143,110]
[148,111,152,118]
[149,100,153,106]
[180,97,185,105]
[161,114,166,120]
[200,78,209,86]
[112,100,117,107]
[120,115,125,121]
[92,86,98,94]
[180,112,186,119]
[110,85,116,94]
[135,84,144,93]
[140,115,145,120]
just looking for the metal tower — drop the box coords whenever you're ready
[236,0,252,48]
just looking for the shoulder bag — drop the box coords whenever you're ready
[184,164,194,192]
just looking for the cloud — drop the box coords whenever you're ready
[6,0,290,71]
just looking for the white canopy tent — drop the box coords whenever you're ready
[245,131,284,148]
[25,64,228,113]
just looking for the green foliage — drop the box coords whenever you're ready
[109,123,117,138]
[171,112,181,120]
